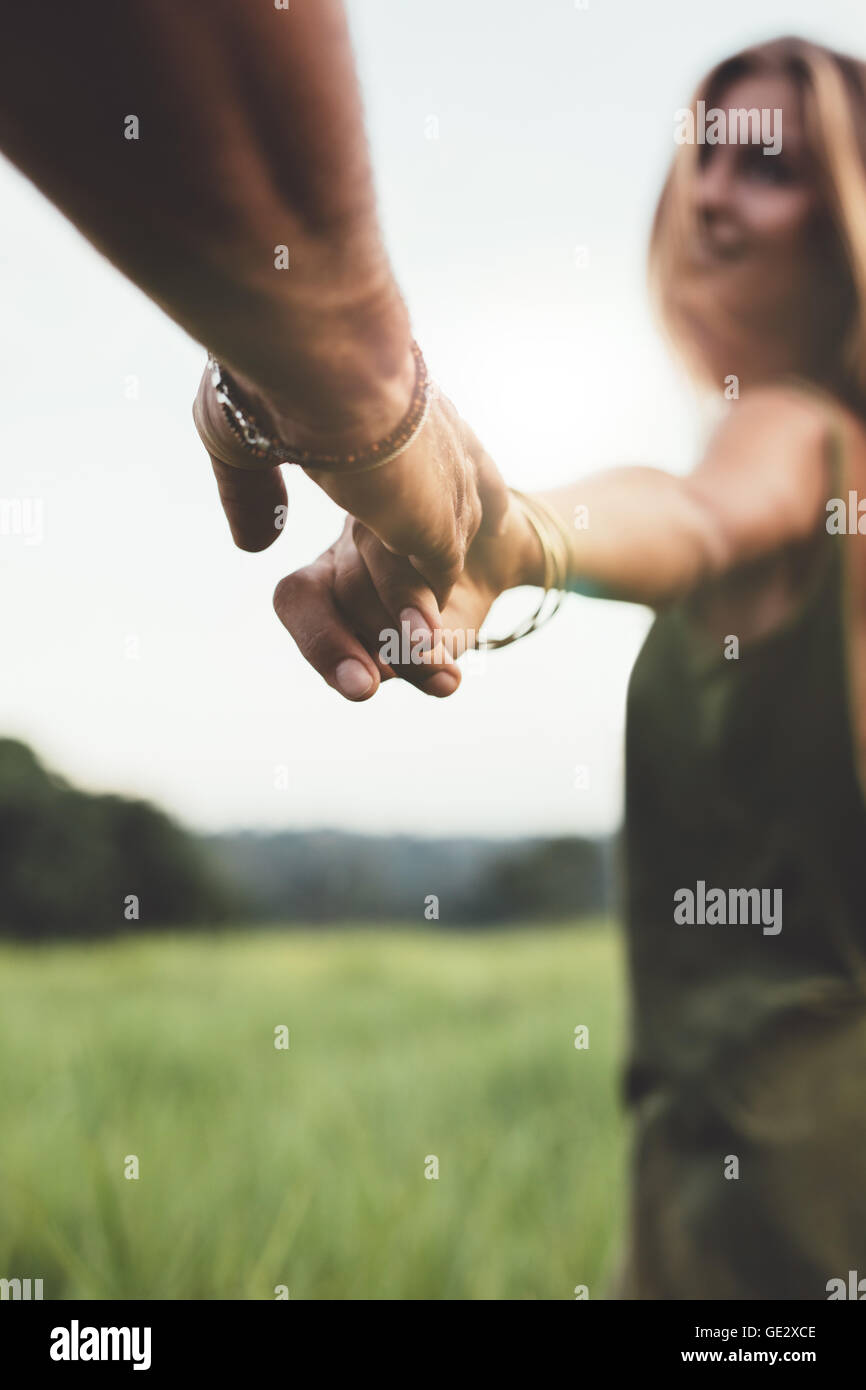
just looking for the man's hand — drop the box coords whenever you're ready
[194,364,510,608]
[1,0,511,605]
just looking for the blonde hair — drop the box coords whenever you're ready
[649,36,866,406]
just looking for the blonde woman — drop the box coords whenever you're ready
[277,37,866,1298]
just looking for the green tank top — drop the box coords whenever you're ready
[622,419,866,1107]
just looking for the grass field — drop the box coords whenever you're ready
[0,922,628,1300]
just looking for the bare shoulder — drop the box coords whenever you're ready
[688,385,864,554]
[705,385,845,461]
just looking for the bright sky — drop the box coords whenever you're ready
[0,0,861,837]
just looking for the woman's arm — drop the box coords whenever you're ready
[0,0,507,594]
[528,389,834,606]
[270,387,837,699]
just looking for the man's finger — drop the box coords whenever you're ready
[210,454,287,553]
[193,366,287,552]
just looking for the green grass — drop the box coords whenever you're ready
[0,922,628,1300]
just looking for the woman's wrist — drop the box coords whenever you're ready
[496,494,549,592]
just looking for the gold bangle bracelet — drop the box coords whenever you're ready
[477,489,572,651]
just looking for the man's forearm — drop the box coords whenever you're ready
[0,0,412,432]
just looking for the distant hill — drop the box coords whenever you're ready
[201,829,614,925]
[0,738,615,938]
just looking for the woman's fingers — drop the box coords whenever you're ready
[273,559,382,701]
[275,518,464,702]
[349,520,452,662]
[331,535,462,697]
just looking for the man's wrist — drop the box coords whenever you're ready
[214,257,416,454]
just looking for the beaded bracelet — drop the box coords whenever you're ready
[206,339,433,474]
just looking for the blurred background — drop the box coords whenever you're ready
[0,0,861,1299]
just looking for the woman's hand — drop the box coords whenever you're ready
[194,363,510,609]
[272,492,543,701]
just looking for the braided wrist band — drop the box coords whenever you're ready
[478,489,572,651]
[206,339,433,475]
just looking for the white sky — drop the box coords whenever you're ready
[0,0,861,837]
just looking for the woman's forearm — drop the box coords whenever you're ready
[0,0,413,435]
[523,392,833,607]
[519,469,733,607]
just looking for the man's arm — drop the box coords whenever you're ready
[0,0,409,426]
[0,0,507,592]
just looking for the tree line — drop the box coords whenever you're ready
[0,739,614,939]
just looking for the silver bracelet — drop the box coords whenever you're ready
[206,340,433,474]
